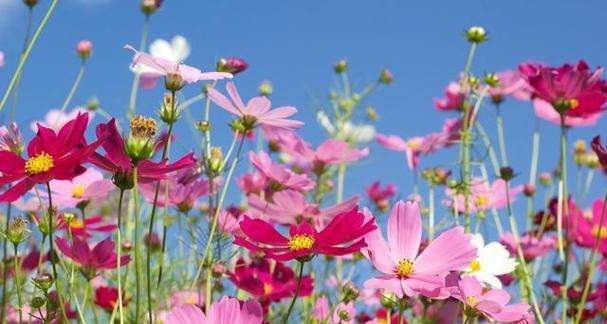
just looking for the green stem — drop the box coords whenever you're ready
[0,203,11,323]
[127,15,150,119]
[335,164,346,281]
[55,60,86,126]
[13,243,22,324]
[133,167,142,323]
[574,191,607,324]
[281,261,305,324]
[46,182,69,323]
[495,105,508,166]
[116,189,126,324]
[428,186,435,241]
[0,0,59,113]
[558,117,569,324]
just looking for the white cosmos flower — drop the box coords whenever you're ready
[130,35,191,89]
[463,233,516,288]
[316,111,375,145]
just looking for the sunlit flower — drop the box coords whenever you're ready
[365,181,397,212]
[463,234,516,288]
[445,178,523,213]
[131,35,192,89]
[166,296,263,324]
[43,168,114,209]
[55,236,131,279]
[94,286,127,313]
[500,232,556,261]
[249,151,314,192]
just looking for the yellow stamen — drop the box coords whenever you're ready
[186,296,196,304]
[569,98,579,109]
[466,295,479,306]
[470,260,481,272]
[263,283,273,295]
[69,219,84,229]
[25,152,54,176]
[72,185,85,198]
[407,139,421,149]
[129,115,157,138]
[475,196,489,206]
[591,225,607,239]
[287,234,315,252]
[395,259,414,277]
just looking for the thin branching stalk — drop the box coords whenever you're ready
[281,261,305,324]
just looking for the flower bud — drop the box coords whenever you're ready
[216,57,248,75]
[126,116,157,162]
[379,69,393,85]
[484,72,500,87]
[6,216,29,245]
[144,232,161,252]
[22,0,38,8]
[32,273,54,292]
[334,59,348,74]
[499,166,515,181]
[86,97,100,112]
[539,172,552,187]
[523,184,536,197]
[76,40,93,60]
[586,152,599,168]
[165,72,184,92]
[208,147,224,174]
[140,0,161,15]
[196,121,211,132]
[366,106,378,120]
[160,94,180,124]
[30,296,46,309]
[122,240,133,252]
[112,170,134,190]
[380,292,397,308]
[258,80,273,97]
[465,26,487,43]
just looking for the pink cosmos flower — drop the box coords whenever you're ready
[56,214,116,238]
[217,57,249,75]
[434,82,466,111]
[534,99,601,127]
[30,108,93,132]
[247,189,359,227]
[453,276,531,322]
[140,168,217,212]
[445,178,523,213]
[363,201,477,298]
[55,236,130,279]
[249,151,314,192]
[0,122,23,154]
[166,296,263,324]
[208,82,304,129]
[43,168,114,209]
[169,289,204,308]
[125,45,232,85]
[486,70,533,103]
[365,181,397,212]
[94,286,126,313]
[234,207,376,261]
[237,172,267,195]
[574,199,607,253]
[214,207,243,235]
[500,232,556,261]
[519,60,607,119]
[591,135,607,172]
[313,138,369,170]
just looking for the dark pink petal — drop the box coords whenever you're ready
[238,216,289,246]
[0,179,34,203]
[0,151,25,174]
[28,124,57,157]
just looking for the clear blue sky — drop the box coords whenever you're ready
[0,0,605,227]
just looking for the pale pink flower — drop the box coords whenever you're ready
[247,189,358,227]
[43,168,114,209]
[249,151,314,192]
[534,99,601,127]
[166,296,263,324]
[208,82,303,129]
[313,296,330,322]
[500,232,556,261]
[169,289,204,308]
[453,276,531,322]
[237,172,267,195]
[434,82,466,111]
[363,201,477,298]
[30,108,93,132]
[487,70,533,103]
[314,138,369,166]
[125,44,232,85]
[446,178,523,213]
[0,51,4,67]
[0,122,23,154]
[331,302,356,324]
[216,209,241,235]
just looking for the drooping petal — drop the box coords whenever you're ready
[238,216,289,246]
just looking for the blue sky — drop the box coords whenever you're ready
[0,0,605,230]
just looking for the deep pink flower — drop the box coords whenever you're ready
[44,168,114,209]
[591,135,607,172]
[55,236,130,278]
[434,82,466,111]
[56,214,116,238]
[247,189,359,227]
[500,232,556,261]
[573,199,607,253]
[234,207,376,261]
[249,151,314,192]
[445,178,523,213]
[0,122,23,154]
[208,82,304,129]
[0,112,103,202]
[94,286,127,313]
[217,57,249,75]
[453,276,531,322]
[365,181,397,212]
[363,201,476,298]
[90,119,197,186]
[166,296,263,324]
[534,99,601,127]
[125,45,232,85]
[519,60,607,120]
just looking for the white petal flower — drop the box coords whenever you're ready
[130,35,191,74]
[464,233,517,288]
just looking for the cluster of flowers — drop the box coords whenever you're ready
[0,1,606,323]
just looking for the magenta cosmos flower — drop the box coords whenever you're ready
[445,177,523,213]
[43,167,114,209]
[208,82,304,130]
[140,168,217,212]
[234,207,376,261]
[285,137,369,172]
[454,276,531,322]
[125,45,232,85]
[365,181,397,212]
[574,199,607,253]
[0,112,103,202]
[519,60,607,121]
[249,151,314,192]
[591,135,607,172]
[90,119,196,186]
[56,214,116,238]
[363,201,476,298]
[434,81,467,111]
[500,232,556,261]
[55,236,130,279]
[166,296,263,324]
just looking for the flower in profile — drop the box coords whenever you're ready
[208,82,304,130]
[237,172,267,195]
[131,35,191,89]
[30,108,93,132]
[43,168,114,209]
[94,286,127,313]
[55,236,131,280]
[0,122,23,154]
[140,168,217,212]
[363,201,476,298]
[234,207,376,261]
[574,199,607,253]
[311,139,369,172]
[519,60,607,122]
[533,99,601,127]
[229,257,313,309]
[56,214,116,238]
[445,178,523,213]
[90,119,196,189]
[591,135,607,172]
[500,232,556,261]
[434,82,467,111]
[217,57,249,75]
[0,112,103,203]
[166,296,263,324]
[453,276,531,322]
[249,151,314,192]
[247,189,359,227]
[365,181,397,212]
[485,70,532,104]
[125,44,232,90]
[463,234,516,288]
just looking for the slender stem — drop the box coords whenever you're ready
[116,189,126,324]
[127,15,150,119]
[0,203,11,323]
[495,105,509,166]
[335,164,346,281]
[55,60,86,127]
[474,122,500,177]
[580,169,594,203]
[133,167,142,323]
[428,186,435,241]
[46,182,69,322]
[558,118,569,324]
[281,261,305,324]
[9,8,34,123]
[12,243,22,324]
[0,0,59,112]
[504,182,545,324]
[574,192,607,324]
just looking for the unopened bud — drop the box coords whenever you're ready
[465,26,487,43]
[165,72,184,92]
[160,94,180,124]
[32,273,54,292]
[196,121,211,132]
[86,97,100,111]
[216,57,248,75]
[523,184,536,197]
[484,72,500,87]
[140,0,161,15]
[121,240,133,252]
[6,217,29,245]
[539,172,552,187]
[366,106,378,120]
[379,69,393,85]
[22,0,38,8]
[334,59,348,74]
[499,167,515,181]
[144,232,161,252]
[76,40,93,60]
[30,296,46,309]
[258,80,273,97]
[585,152,599,168]
[209,147,224,174]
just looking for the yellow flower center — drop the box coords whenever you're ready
[69,219,84,229]
[395,259,414,277]
[466,295,479,306]
[263,283,273,295]
[470,260,481,272]
[592,225,607,239]
[186,296,196,305]
[25,152,54,176]
[407,139,421,149]
[475,196,489,206]
[569,98,579,109]
[287,234,315,252]
[72,185,85,198]
[129,115,157,138]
